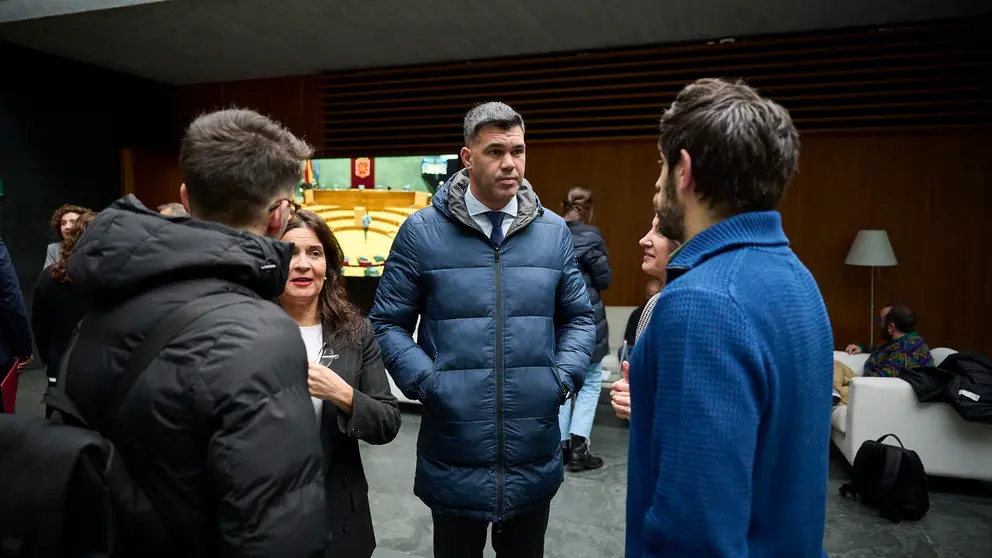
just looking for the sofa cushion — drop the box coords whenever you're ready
[831,405,848,434]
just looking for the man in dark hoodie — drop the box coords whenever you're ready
[62,109,328,557]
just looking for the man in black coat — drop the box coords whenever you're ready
[62,109,329,557]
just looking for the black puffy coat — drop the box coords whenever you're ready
[566,221,612,363]
[62,196,329,557]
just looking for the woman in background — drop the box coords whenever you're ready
[559,186,612,472]
[611,215,679,420]
[45,204,89,268]
[277,210,400,558]
[32,211,96,409]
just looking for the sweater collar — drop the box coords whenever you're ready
[666,211,789,282]
[884,331,920,349]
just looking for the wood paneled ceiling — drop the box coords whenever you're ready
[319,20,992,157]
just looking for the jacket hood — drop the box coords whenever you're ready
[67,195,291,303]
[432,169,543,234]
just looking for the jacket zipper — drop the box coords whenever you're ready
[494,245,505,524]
[448,204,542,524]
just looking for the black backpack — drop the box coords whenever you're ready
[839,434,929,523]
[0,294,247,557]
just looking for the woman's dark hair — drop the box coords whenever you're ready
[285,210,364,346]
[562,186,594,224]
[51,212,97,283]
[49,204,91,238]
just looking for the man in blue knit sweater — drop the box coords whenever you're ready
[626,79,833,557]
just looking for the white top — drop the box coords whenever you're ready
[464,185,518,238]
[299,324,324,423]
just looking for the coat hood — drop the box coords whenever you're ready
[67,195,291,303]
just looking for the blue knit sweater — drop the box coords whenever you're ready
[626,211,833,558]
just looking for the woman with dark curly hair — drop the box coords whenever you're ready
[32,211,96,394]
[277,209,400,558]
[45,204,90,268]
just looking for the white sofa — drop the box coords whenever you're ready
[831,348,992,481]
[600,305,638,381]
[386,306,641,404]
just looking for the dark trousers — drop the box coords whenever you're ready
[432,501,550,558]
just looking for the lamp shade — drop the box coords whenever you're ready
[845,230,898,267]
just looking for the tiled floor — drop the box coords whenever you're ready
[14,367,992,557]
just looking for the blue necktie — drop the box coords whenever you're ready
[485,211,504,246]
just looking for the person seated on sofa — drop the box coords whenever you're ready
[844,304,934,378]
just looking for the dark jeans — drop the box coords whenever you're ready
[432,500,551,558]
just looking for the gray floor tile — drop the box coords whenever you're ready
[13,369,992,557]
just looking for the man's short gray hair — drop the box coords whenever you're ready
[463,102,525,145]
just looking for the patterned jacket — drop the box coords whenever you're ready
[861,332,934,377]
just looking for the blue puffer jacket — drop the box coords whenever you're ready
[567,221,612,363]
[371,170,595,522]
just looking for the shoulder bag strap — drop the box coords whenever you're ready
[877,447,904,522]
[46,292,250,430]
[93,293,250,432]
[44,320,92,425]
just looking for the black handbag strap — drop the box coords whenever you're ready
[102,293,248,431]
[44,318,96,426]
[46,293,249,432]
[876,433,905,448]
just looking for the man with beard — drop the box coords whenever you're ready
[845,304,933,377]
[371,101,594,558]
[625,79,832,558]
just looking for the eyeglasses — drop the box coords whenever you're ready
[268,198,301,218]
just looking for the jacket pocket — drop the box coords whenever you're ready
[416,367,439,408]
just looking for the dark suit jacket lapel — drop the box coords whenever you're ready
[321,329,361,387]
[318,329,363,472]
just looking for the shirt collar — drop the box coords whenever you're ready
[666,211,789,282]
[465,185,518,218]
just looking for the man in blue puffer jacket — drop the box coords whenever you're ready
[371,101,595,558]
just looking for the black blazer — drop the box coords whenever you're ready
[31,267,89,378]
[318,318,401,558]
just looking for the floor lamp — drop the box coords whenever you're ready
[845,230,898,346]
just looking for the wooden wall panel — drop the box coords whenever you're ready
[320,18,992,157]
[789,131,992,355]
[175,75,325,151]
[524,140,661,307]
[526,130,992,355]
[121,147,183,211]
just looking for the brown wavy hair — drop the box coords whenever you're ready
[51,212,97,283]
[562,186,594,224]
[283,210,364,346]
[49,204,91,238]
